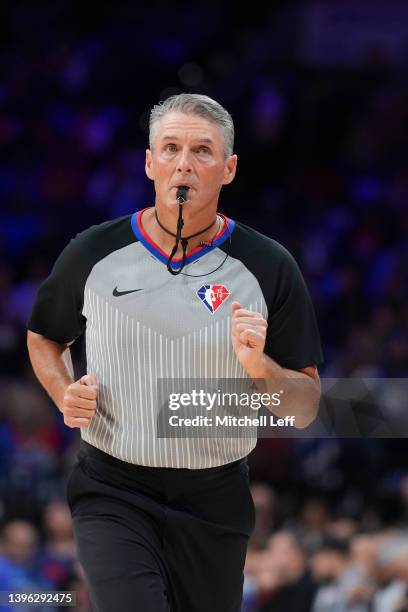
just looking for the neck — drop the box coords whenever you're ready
[142,205,222,256]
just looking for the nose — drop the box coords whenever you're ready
[177,147,192,173]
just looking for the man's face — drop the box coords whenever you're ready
[145,112,237,213]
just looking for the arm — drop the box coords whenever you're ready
[245,353,320,429]
[27,330,98,428]
[231,302,320,428]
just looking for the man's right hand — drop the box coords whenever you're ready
[61,373,98,428]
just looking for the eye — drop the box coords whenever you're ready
[197,146,211,155]
[165,143,177,153]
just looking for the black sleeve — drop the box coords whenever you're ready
[225,222,323,371]
[264,249,324,371]
[27,233,89,344]
[27,215,136,344]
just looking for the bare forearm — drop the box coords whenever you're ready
[27,331,74,412]
[247,354,321,428]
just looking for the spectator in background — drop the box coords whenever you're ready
[1,520,39,574]
[350,534,380,583]
[243,530,317,611]
[0,382,65,519]
[250,482,277,547]
[373,533,408,612]
[0,520,48,594]
[310,535,373,612]
[293,497,332,552]
[0,516,86,611]
[259,530,317,611]
[36,500,76,589]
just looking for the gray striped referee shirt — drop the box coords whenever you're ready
[28,208,323,468]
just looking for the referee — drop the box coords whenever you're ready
[27,94,323,612]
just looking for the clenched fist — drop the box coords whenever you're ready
[61,373,98,429]
[231,301,268,376]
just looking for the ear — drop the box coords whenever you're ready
[222,154,237,185]
[145,149,155,181]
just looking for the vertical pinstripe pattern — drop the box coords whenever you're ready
[81,283,267,468]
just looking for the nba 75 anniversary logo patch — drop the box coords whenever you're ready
[197,285,230,314]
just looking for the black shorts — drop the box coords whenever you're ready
[66,441,255,612]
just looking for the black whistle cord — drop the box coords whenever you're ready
[166,203,187,276]
[154,206,217,276]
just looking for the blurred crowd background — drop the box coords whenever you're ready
[0,1,407,610]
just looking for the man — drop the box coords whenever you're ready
[27,93,323,611]
[310,536,373,612]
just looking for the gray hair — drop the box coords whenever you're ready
[149,93,234,158]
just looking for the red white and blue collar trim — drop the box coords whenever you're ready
[131,207,235,269]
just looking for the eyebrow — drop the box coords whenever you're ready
[161,135,214,145]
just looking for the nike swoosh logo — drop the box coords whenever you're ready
[113,287,144,297]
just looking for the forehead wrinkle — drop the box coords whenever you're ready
[158,115,220,137]
[161,135,215,145]
[160,116,214,129]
